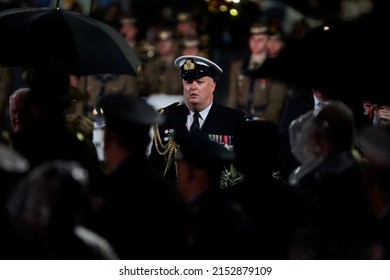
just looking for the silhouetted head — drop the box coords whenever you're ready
[27,64,71,112]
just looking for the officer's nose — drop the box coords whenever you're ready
[189,81,197,89]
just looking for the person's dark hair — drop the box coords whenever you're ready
[313,101,356,151]
[98,94,160,156]
[7,160,89,233]
[106,119,151,154]
[27,64,71,112]
[234,120,280,175]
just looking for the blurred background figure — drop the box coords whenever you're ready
[119,16,139,50]
[139,27,181,96]
[93,1,122,30]
[65,113,100,168]
[287,101,376,259]
[117,15,151,64]
[179,35,207,57]
[75,69,140,164]
[0,66,13,132]
[8,88,36,136]
[362,100,390,127]
[174,11,198,40]
[6,160,118,259]
[267,25,286,58]
[175,132,254,259]
[76,73,140,122]
[174,10,211,60]
[358,125,390,259]
[278,88,331,177]
[10,64,104,209]
[228,120,300,259]
[90,93,189,259]
[227,22,288,124]
[0,142,29,259]
[65,113,94,143]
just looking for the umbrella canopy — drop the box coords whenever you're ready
[0,7,141,76]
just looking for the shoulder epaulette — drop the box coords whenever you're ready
[158,102,180,113]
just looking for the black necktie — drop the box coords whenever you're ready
[190,112,200,133]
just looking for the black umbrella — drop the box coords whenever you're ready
[0,6,141,76]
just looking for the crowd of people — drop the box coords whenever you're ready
[0,0,390,260]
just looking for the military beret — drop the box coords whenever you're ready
[157,28,174,41]
[176,132,234,171]
[268,25,284,40]
[174,55,222,80]
[249,22,269,35]
[120,17,137,25]
[176,12,193,23]
[181,36,200,48]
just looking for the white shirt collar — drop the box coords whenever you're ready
[190,102,212,118]
[188,102,213,130]
[313,93,321,108]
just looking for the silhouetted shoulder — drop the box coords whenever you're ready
[218,103,247,119]
[158,102,181,113]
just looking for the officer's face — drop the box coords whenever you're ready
[182,76,215,111]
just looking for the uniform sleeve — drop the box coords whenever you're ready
[227,61,240,109]
[264,79,288,125]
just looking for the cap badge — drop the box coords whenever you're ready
[183,59,196,71]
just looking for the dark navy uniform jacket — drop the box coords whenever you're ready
[148,101,246,183]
